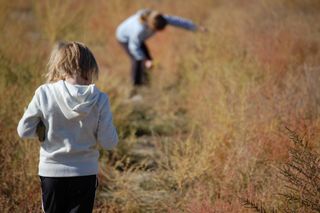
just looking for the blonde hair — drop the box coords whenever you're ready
[46,41,99,83]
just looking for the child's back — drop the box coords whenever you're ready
[18,80,117,177]
[17,41,118,213]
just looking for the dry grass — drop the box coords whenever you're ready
[1,0,320,212]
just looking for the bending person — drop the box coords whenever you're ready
[116,9,205,90]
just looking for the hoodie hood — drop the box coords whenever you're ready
[52,80,99,119]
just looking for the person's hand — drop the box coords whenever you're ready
[36,120,45,142]
[144,60,153,69]
[198,26,209,33]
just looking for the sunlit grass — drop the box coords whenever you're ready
[1,0,320,212]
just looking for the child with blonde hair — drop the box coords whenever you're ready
[17,41,118,213]
[116,9,206,91]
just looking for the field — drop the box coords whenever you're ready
[0,0,319,212]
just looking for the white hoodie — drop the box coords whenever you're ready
[17,80,118,177]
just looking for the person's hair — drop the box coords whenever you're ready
[150,12,167,31]
[141,9,167,31]
[46,41,99,83]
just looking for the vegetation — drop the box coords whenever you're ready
[0,0,319,212]
[242,128,320,213]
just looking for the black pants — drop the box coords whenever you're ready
[119,41,152,86]
[40,175,97,213]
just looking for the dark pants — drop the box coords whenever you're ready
[119,42,152,86]
[40,175,97,213]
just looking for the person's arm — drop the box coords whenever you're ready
[17,88,43,139]
[128,34,154,68]
[128,35,147,61]
[163,15,198,31]
[96,95,118,150]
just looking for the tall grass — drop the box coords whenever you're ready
[1,0,320,212]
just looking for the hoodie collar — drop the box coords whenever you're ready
[52,80,99,120]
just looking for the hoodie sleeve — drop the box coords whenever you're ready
[128,32,147,60]
[97,95,118,150]
[17,87,43,139]
[163,15,197,31]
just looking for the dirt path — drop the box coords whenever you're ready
[96,87,187,211]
